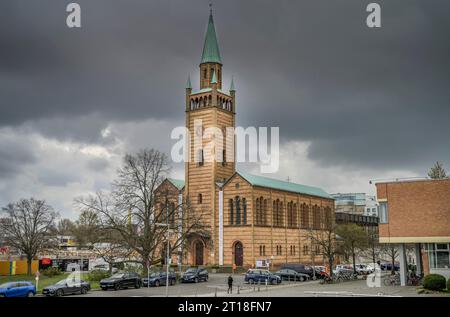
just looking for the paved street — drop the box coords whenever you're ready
[65,274,449,297]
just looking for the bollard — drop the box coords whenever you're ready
[258,280,260,292]
[265,279,268,291]
[237,285,240,294]
[215,287,217,297]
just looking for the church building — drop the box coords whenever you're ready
[157,9,334,268]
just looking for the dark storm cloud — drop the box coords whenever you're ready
[1,0,449,174]
[0,135,36,177]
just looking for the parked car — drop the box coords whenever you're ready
[42,279,91,297]
[280,263,314,277]
[354,264,374,275]
[274,269,310,281]
[0,281,36,297]
[100,272,142,290]
[380,262,400,271]
[335,264,354,274]
[244,269,281,285]
[92,264,118,274]
[142,271,177,287]
[181,268,209,283]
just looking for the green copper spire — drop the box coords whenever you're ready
[200,10,222,64]
[230,76,235,91]
[186,75,192,89]
[211,70,217,84]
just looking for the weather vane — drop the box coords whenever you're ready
[209,1,213,14]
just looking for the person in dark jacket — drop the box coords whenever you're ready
[227,275,233,294]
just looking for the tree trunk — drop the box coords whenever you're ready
[142,261,148,276]
[372,246,376,264]
[329,256,334,277]
[352,248,357,276]
[391,254,395,275]
[27,257,33,276]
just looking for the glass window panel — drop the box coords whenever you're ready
[429,251,437,269]
[436,251,450,269]
[436,244,448,250]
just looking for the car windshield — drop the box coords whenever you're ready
[185,269,196,273]
[150,273,159,277]
[111,273,124,278]
[0,282,15,288]
[56,280,68,285]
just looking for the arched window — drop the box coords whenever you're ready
[255,198,260,224]
[293,203,298,227]
[169,202,176,226]
[242,198,247,224]
[287,201,297,228]
[222,149,226,166]
[313,205,321,230]
[198,149,204,166]
[301,203,309,229]
[235,196,241,225]
[263,199,267,225]
[229,199,234,225]
[273,199,284,227]
[324,207,332,228]
[204,68,207,79]
[198,194,202,204]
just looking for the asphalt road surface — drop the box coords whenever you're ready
[72,273,311,297]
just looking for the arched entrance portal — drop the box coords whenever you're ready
[234,241,244,267]
[194,241,204,266]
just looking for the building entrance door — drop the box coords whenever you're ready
[234,241,243,266]
[195,241,204,266]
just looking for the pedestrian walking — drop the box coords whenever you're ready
[227,275,233,294]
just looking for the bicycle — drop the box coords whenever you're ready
[383,273,400,286]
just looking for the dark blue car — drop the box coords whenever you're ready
[0,281,36,297]
[244,269,281,285]
[142,271,177,287]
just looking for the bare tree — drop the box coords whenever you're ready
[56,218,75,236]
[380,244,399,275]
[75,149,205,274]
[306,217,338,277]
[0,198,58,275]
[91,230,133,275]
[336,223,368,275]
[359,227,381,264]
[71,209,101,248]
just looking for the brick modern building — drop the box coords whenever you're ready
[375,178,450,282]
[156,9,335,268]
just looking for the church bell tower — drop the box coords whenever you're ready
[184,7,236,265]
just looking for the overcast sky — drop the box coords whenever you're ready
[1,0,449,219]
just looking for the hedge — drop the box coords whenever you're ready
[423,274,446,291]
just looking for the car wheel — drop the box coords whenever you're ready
[135,281,141,289]
[248,278,254,284]
[101,287,107,291]
[204,276,208,282]
[114,283,120,291]
[56,289,64,297]
[155,280,160,287]
[27,291,34,297]
[270,279,276,285]
[80,287,88,295]
[194,277,199,283]
[170,279,175,286]
[299,276,305,282]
